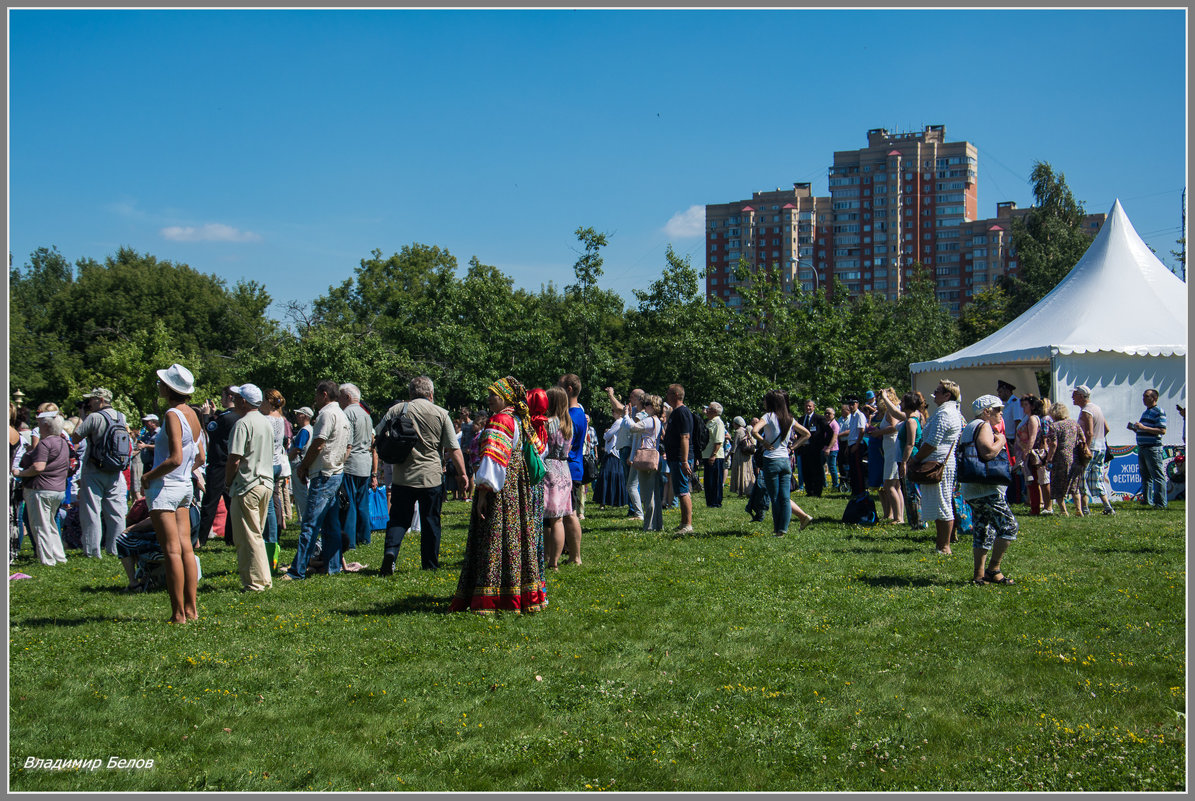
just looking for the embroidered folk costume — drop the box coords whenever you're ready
[450,377,548,614]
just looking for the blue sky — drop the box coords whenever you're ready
[9,9,1187,319]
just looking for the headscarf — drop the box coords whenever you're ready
[527,387,549,446]
[488,376,542,451]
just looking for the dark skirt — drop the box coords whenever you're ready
[593,451,626,507]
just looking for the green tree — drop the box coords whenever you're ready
[8,246,276,409]
[558,228,628,412]
[999,162,1093,319]
[958,285,1010,345]
[624,246,746,418]
[875,268,959,390]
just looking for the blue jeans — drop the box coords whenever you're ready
[762,458,792,534]
[287,472,343,579]
[824,451,839,489]
[326,472,371,550]
[1138,445,1167,509]
[794,454,805,490]
[265,464,283,544]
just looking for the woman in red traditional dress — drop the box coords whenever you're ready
[450,377,548,614]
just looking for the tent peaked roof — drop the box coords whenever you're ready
[912,200,1187,373]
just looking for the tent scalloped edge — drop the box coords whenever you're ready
[911,345,1186,373]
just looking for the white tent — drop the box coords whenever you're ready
[911,200,1186,446]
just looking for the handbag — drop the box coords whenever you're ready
[522,435,546,486]
[1075,430,1093,463]
[957,423,1012,485]
[581,449,599,485]
[908,439,956,485]
[632,423,660,471]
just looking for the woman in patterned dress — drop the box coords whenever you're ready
[540,387,574,571]
[450,377,548,614]
[1045,402,1088,517]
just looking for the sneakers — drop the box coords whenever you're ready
[379,552,396,577]
[673,524,694,535]
[1102,507,1116,515]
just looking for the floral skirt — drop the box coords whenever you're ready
[450,446,547,615]
[543,458,573,519]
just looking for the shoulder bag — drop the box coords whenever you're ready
[522,433,546,486]
[957,422,1012,485]
[908,438,957,485]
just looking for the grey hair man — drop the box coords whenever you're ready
[284,379,351,580]
[375,376,467,574]
[332,381,377,554]
[1071,385,1113,515]
[702,401,727,509]
[70,388,129,558]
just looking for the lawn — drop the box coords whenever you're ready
[7,487,1186,791]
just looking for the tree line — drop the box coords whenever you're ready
[9,161,1121,431]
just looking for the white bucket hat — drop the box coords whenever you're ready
[156,363,196,395]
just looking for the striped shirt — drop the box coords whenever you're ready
[1136,405,1166,447]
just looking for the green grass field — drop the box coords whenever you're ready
[8,486,1186,791]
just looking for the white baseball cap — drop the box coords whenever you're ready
[231,384,263,406]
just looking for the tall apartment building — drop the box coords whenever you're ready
[705,125,1104,314]
[704,183,832,309]
[955,201,1105,301]
[826,125,977,311]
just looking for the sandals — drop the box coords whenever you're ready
[971,577,988,586]
[984,569,1015,585]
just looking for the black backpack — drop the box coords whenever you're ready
[689,409,709,458]
[376,402,419,465]
[91,408,133,472]
[841,491,878,527]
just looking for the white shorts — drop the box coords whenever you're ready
[146,479,194,512]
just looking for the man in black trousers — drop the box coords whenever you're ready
[197,386,239,546]
[797,399,828,497]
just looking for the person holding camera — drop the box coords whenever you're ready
[1130,389,1168,510]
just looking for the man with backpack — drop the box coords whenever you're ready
[374,376,466,575]
[71,387,131,558]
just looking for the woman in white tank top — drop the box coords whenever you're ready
[143,364,206,625]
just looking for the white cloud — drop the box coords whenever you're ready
[663,205,705,238]
[160,223,262,243]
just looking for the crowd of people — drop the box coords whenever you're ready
[7,363,1182,617]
